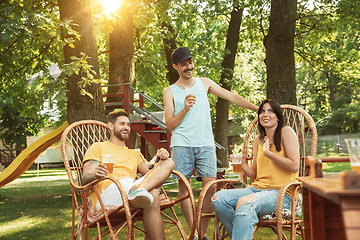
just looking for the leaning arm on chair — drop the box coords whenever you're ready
[82,160,108,185]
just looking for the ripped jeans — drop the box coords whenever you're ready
[212,187,291,240]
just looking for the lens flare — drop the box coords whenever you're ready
[102,0,121,13]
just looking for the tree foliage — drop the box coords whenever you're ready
[0,0,65,152]
[295,0,360,134]
[0,84,45,152]
[1,0,359,155]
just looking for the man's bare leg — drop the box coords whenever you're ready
[129,159,174,239]
[179,178,198,238]
[143,189,165,240]
[199,177,216,239]
[130,159,175,192]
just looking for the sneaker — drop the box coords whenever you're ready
[193,237,198,240]
[128,188,154,208]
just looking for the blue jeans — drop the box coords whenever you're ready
[212,187,291,240]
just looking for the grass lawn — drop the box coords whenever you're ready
[0,161,350,239]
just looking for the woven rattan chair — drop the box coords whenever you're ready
[197,105,318,240]
[61,120,196,240]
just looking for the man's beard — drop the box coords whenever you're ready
[114,129,129,141]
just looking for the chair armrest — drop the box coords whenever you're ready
[82,175,131,214]
[197,177,243,236]
[73,175,133,236]
[198,178,243,211]
[305,156,323,178]
[275,182,302,221]
[305,156,316,177]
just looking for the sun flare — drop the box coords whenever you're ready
[102,0,121,13]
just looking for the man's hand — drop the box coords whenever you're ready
[82,160,108,185]
[94,163,109,179]
[156,148,170,160]
[184,94,195,111]
[146,148,171,170]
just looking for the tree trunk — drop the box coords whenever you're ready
[106,4,136,148]
[163,22,179,85]
[214,6,244,168]
[59,0,105,124]
[264,0,297,105]
[106,7,135,112]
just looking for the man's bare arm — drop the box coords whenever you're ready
[201,77,258,111]
[82,160,108,185]
[163,87,194,131]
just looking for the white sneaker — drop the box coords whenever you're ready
[128,188,154,208]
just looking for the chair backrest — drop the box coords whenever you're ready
[242,105,318,178]
[60,120,111,206]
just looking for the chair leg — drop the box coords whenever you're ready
[72,198,75,239]
[197,180,222,240]
[300,225,305,240]
[131,222,135,240]
[84,223,88,240]
[96,222,102,239]
[290,223,296,240]
[267,226,287,240]
[296,223,305,240]
[277,222,284,240]
[173,171,196,240]
[109,234,119,240]
[253,225,259,236]
[213,217,220,240]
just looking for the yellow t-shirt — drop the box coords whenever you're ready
[250,143,298,194]
[83,141,144,207]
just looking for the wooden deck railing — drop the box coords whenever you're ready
[317,156,350,163]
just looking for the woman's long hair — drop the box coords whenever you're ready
[257,99,284,152]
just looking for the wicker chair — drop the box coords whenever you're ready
[197,105,318,240]
[61,120,196,240]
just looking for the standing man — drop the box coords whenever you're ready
[163,47,258,240]
[82,110,174,240]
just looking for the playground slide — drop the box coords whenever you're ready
[0,121,69,187]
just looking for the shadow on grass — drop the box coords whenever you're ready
[1,170,304,239]
[0,182,73,239]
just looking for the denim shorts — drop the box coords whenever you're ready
[170,146,216,179]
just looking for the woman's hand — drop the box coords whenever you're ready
[263,136,271,157]
[264,136,270,150]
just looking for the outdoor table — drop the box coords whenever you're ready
[298,175,360,240]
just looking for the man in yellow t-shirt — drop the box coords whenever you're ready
[82,110,174,240]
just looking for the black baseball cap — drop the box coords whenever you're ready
[172,47,193,64]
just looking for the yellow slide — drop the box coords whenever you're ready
[0,122,69,187]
